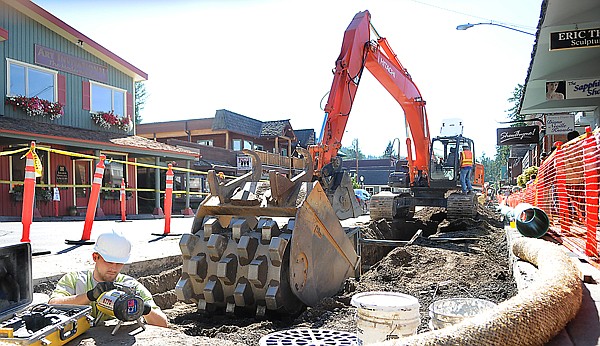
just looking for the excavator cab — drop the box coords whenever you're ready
[429,136,476,190]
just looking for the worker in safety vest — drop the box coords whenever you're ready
[459,144,474,195]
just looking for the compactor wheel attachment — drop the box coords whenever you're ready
[175,216,304,316]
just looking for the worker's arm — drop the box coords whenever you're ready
[48,293,90,305]
[143,307,168,327]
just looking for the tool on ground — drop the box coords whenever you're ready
[94,282,149,335]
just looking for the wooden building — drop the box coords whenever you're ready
[0,0,197,218]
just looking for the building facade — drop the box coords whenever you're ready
[0,0,196,218]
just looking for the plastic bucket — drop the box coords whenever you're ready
[350,291,420,345]
[513,203,550,238]
[428,298,497,330]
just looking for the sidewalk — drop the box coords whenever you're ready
[0,218,193,283]
[506,226,600,346]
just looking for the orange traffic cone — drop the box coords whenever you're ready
[65,155,106,245]
[152,164,180,237]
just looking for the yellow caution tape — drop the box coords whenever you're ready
[0,147,29,156]
[32,151,43,177]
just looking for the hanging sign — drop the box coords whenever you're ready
[546,115,575,135]
[496,126,540,145]
[550,28,600,50]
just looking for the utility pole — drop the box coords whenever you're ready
[354,138,359,182]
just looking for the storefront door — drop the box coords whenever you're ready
[74,160,92,207]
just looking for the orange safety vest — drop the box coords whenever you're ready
[460,150,473,167]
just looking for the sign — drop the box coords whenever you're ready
[566,78,600,99]
[496,126,540,146]
[237,155,252,170]
[53,187,60,201]
[546,115,575,135]
[550,28,600,50]
[34,45,108,83]
[56,165,69,185]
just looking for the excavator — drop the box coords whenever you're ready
[175,10,482,317]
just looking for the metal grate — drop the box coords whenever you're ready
[259,328,358,346]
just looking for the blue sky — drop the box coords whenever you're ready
[34,0,541,158]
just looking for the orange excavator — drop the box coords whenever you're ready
[308,10,484,220]
[175,10,483,318]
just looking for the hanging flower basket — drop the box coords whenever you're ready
[5,95,64,120]
[91,111,131,131]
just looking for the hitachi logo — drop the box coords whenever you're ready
[379,57,396,78]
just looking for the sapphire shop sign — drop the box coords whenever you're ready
[550,28,600,51]
[496,126,540,146]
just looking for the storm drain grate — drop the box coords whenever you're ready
[259,328,358,346]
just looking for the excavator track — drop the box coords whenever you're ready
[370,191,414,220]
[446,192,478,219]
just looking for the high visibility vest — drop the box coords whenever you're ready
[460,150,473,167]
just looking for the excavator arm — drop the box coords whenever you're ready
[309,10,431,185]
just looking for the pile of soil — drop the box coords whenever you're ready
[164,206,516,345]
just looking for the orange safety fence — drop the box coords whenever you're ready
[509,127,599,269]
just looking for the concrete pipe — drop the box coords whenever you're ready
[513,203,550,238]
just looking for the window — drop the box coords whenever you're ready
[91,82,126,116]
[244,140,253,150]
[197,139,213,146]
[7,59,56,101]
[232,139,242,151]
[102,155,126,188]
[255,144,264,151]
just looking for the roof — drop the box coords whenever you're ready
[261,120,291,138]
[212,109,263,137]
[212,109,295,139]
[294,129,316,147]
[0,117,197,159]
[4,0,147,81]
[519,0,600,115]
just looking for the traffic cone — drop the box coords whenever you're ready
[153,164,180,236]
[116,178,131,223]
[20,142,37,242]
[65,155,106,245]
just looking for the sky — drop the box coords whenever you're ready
[34,0,541,159]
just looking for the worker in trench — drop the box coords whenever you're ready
[48,230,168,327]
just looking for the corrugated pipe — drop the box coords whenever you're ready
[513,203,550,238]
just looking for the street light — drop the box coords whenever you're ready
[456,22,535,36]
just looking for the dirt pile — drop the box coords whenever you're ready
[164,206,516,345]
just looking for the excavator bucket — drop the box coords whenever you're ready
[175,149,359,316]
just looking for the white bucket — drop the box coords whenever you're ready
[428,298,497,330]
[350,291,420,345]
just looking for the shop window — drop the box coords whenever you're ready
[91,82,126,116]
[197,139,213,146]
[102,156,126,188]
[7,59,56,101]
[10,150,49,187]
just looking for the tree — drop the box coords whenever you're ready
[383,141,395,158]
[481,84,522,187]
[134,81,148,125]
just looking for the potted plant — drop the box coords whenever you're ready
[67,205,78,216]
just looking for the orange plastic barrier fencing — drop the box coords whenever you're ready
[510,128,599,269]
